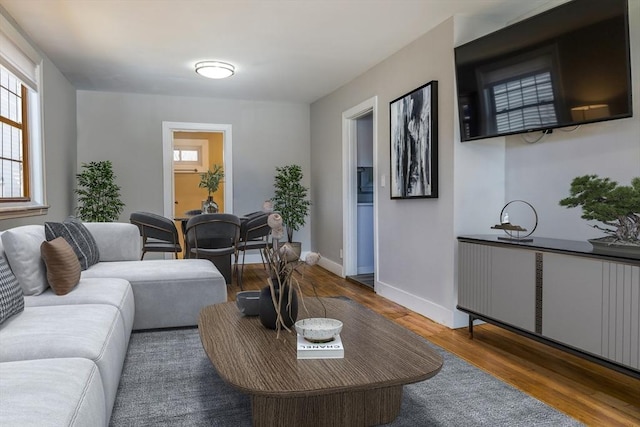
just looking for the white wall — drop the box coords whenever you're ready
[76,91,312,250]
[504,0,640,241]
[311,0,640,328]
[311,18,459,326]
[0,8,77,230]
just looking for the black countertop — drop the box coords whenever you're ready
[458,234,640,265]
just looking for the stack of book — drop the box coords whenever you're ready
[296,334,344,359]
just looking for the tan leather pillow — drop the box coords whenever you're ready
[40,237,81,295]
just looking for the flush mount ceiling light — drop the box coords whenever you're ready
[195,61,235,79]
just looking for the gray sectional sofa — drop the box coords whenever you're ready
[0,221,227,426]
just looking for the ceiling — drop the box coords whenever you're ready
[0,0,553,104]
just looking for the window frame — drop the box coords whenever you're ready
[173,139,209,173]
[0,12,48,220]
[488,70,559,134]
[1,81,31,202]
[475,45,565,137]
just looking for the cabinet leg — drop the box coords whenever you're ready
[468,315,474,339]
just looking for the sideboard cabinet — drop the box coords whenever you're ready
[458,236,639,378]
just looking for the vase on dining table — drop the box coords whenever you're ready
[202,196,218,214]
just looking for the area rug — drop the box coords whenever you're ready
[110,327,582,426]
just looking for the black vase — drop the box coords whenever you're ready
[259,282,298,330]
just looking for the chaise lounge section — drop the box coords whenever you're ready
[0,220,227,426]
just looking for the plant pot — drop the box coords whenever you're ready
[588,237,640,259]
[259,282,298,330]
[202,196,218,214]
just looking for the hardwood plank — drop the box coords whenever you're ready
[230,264,640,427]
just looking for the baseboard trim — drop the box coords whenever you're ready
[318,257,343,277]
[375,279,461,328]
[315,260,469,329]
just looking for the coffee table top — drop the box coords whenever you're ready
[198,297,443,397]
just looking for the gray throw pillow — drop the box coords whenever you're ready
[0,257,24,324]
[45,217,100,270]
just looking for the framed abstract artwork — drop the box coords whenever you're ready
[389,80,438,199]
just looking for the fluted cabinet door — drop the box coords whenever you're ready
[458,243,536,332]
[542,253,604,357]
[489,246,536,333]
[602,262,640,370]
[458,242,492,315]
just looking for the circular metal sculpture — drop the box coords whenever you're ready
[491,200,538,242]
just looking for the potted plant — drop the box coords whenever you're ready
[75,160,125,222]
[258,212,321,336]
[559,174,640,253]
[271,164,311,250]
[199,164,224,213]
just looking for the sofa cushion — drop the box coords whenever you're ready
[45,217,100,270]
[0,304,128,421]
[0,225,48,295]
[40,237,81,295]
[82,259,227,330]
[83,222,141,261]
[0,358,106,427]
[0,257,24,324]
[24,278,135,344]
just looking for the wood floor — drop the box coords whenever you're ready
[231,264,640,426]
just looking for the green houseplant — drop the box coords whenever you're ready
[199,164,224,213]
[559,174,640,246]
[75,160,125,222]
[271,164,311,243]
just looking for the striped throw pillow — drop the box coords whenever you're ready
[44,217,100,270]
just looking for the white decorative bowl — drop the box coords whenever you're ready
[236,291,260,316]
[294,318,343,343]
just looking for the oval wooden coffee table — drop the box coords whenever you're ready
[199,297,443,427]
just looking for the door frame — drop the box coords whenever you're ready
[342,97,378,282]
[162,121,233,219]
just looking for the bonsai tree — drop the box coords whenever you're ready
[271,164,311,243]
[75,160,125,222]
[559,174,640,243]
[199,164,224,199]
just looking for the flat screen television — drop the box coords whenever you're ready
[454,0,632,142]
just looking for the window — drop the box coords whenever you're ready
[173,139,208,173]
[1,66,29,200]
[477,46,561,136]
[174,148,199,162]
[0,12,46,219]
[491,71,558,133]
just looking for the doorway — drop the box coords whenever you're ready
[161,121,233,219]
[173,132,225,216]
[342,97,378,289]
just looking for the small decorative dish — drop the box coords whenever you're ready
[236,291,260,316]
[294,318,343,343]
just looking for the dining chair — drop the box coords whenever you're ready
[178,209,203,238]
[185,213,241,285]
[129,211,182,260]
[235,212,271,288]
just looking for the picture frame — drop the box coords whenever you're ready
[389,80,438,199]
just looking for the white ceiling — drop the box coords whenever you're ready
[0,0,552,104]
